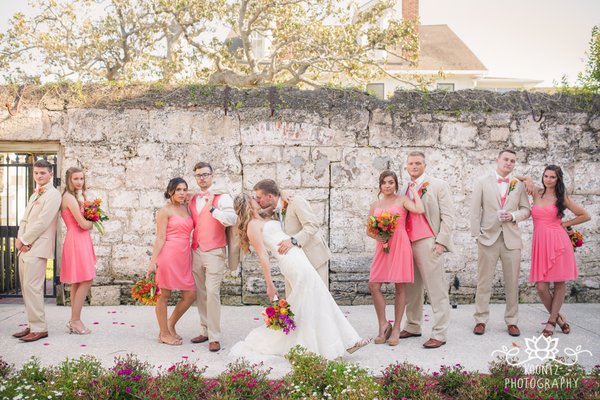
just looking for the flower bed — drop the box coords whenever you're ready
[0,347,598,399]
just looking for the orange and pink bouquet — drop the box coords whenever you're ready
[367,211,400,253]
[83,198,109,235]
[131,273,160,305]
[262,297,296,334]
[567,226,584,250]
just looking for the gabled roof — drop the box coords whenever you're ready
[386,24,487,72]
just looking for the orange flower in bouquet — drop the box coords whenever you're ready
[367,211,400,253]
[83,198,109,235]
[262,297,296,334]
[131,273,160,305]
[566,226,584,251]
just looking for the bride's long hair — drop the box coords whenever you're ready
[234,194,254,253]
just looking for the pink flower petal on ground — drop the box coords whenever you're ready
[253,317,259,320]
[93,322,99,325]
[43,343,50,346]
[191,349,195,353]
[130,325,135,327]
[80,344,87,347]
[182,355,189,359]
[19,323,28,326]
[120,322,125,325]
[112,322,118,324]
[388,320,394,323]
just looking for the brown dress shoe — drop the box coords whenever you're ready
[19,331,48,342]
[473,323,486,335]
[191,335,209,344]
[12,328,30,338]
[423,338,446,349]
[208,341,221,352]
[508,325,521,337]
[399,330,422,339]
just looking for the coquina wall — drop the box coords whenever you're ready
[1,86,598,305]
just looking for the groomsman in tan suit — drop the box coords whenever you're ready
[399,151,455,349]
[13,160,61,342]
[253,179,331,290]
[189,162,238,352]
[470,149,531,337]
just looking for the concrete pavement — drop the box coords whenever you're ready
[1,302,598,378]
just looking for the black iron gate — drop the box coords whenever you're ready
[0,152,59,298]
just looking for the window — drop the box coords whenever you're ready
[437,83,455,91]
[366,83,385,99]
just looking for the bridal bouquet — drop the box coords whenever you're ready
[83,198,109,235]
[567,226,584,250]
[131,273,160,305]
[263,298,296,335]
[367,211,400,253]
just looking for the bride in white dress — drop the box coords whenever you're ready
[230,194,370,360]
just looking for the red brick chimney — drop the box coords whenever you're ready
[402,0,419,23]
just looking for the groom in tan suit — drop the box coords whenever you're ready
[399,151,455,349]
[253,179,331,290]
[470,149,530,337]
[13,160,61,342]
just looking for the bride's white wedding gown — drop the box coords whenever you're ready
[230,220,361,360]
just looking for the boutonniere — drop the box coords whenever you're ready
[507,179,518,196]
[419,182,430,198]
[281,200,289,220]
[34,186,46,201]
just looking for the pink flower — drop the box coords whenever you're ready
[265,307,276,317]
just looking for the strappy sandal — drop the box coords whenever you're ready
[542,320,556,337]
[557,314,571,334]
[158,334,183,346]
[67,321,91,335]
[374,323,392,345]
[347,337,372,354]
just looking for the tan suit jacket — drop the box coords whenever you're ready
[18,185,62,259]
[470,175,531,249]
[401,176,455,252]
[282,196,331,269]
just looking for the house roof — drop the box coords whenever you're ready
[386,24,487,72]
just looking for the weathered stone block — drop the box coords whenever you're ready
[489,126,510,142]
[511,119,547,148]
[0,109,44,140]
[90,285,121,306]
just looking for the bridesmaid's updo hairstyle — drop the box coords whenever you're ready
[234,194,253,253]
[378,170,399,198]
[164,177,188,200]
[63,166,87,202]
[541,165,566,218]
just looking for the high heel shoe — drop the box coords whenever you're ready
[374,323,392,345]
[557,314,571,334]
[347,337,372,354]
[67,321,91,335]
[387,331,401,346]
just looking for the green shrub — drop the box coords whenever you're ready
[143,361,209,399]
[380,361,438,400]
[93,354,152,400]
[0,357,57,399]
[212,358,282,399]
[46,355,104,400]
[434,363,471,397]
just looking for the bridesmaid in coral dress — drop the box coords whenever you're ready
[60,167,96,335]
[367,170,424,346]
[521,165,590,337]
[148,178,196,346]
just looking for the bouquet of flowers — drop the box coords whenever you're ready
[131,273,160,305]
[83,198,109,235]
[367,211,400,253]
[262,297,296,334]
[566,226,584,250]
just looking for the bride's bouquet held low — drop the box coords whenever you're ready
[262,297,296,335]
[367,211,400,253]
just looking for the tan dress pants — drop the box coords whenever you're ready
[474,234,521,326]
[192,247,226,341]
[19,254,48,332]
[403,237,450,342]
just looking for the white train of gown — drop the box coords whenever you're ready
[230,220,361,360]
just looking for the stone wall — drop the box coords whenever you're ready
[1,86,598,305]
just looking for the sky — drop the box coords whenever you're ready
[1,0,598,87]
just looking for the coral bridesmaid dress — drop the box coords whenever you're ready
[529,205,578,282]
[369,204,414,283]
[60,208,96,284]
[156,215,195,291]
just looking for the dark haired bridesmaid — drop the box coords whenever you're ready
[148,178,196,345]
[521,165,590,337]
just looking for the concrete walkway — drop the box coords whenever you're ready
[1,302,598,378]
